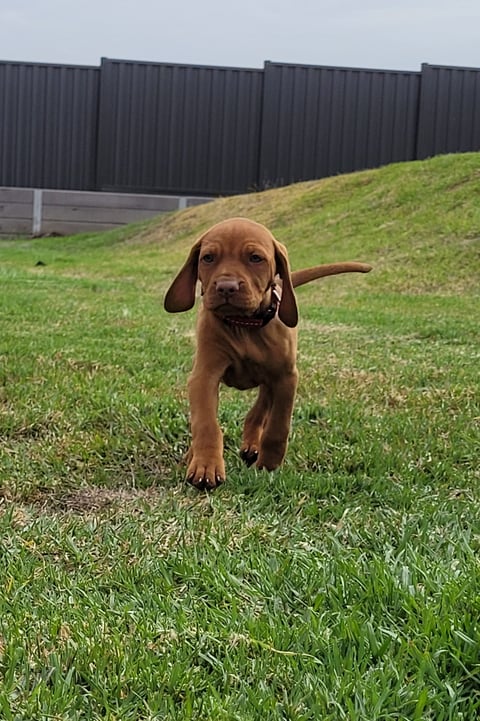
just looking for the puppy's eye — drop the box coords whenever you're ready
[249,253,263,264]
[201,253,215,264]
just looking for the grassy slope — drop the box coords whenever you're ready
[0,153,479,720]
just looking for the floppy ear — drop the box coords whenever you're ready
[274,240,298,328]
[164,240,202,313]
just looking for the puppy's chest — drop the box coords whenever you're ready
[221,357,270,390]
[220,332,295,390]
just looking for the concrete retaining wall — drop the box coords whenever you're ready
[0,187,212,237]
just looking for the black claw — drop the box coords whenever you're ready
[187,473,224,491]
[240,448,259,467]
[187,473,204,489]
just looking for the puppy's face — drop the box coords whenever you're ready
[164,217,298,328]
[198,219,277,316]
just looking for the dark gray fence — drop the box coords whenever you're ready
[1,58,480,196]
[259,62,421,187]
[417,63,480,159]
[0,61,100,190]
[96,59,264,195]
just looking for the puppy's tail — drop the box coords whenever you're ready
[291,262,372,288]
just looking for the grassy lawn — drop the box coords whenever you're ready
[0,153,479,719]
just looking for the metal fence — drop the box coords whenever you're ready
[1,58,479,196]
[417,63,480,159]
[96,58,264,195]
[0,61,100,190]
[259,62,421,187]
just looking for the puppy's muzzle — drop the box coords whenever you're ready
[215,278,241,300]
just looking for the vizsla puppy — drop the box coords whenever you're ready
[164,218,371,489]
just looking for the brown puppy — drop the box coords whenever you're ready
[164,217,371,489]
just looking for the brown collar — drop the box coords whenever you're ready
[218,284,281,329]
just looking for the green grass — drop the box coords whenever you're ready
[0,153,479,719]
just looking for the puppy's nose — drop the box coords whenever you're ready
[216,279,240,298]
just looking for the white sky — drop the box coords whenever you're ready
[1,0,479,71]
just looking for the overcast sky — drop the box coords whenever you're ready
[1,0,479,72]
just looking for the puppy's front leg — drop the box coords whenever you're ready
[186,361,226,490]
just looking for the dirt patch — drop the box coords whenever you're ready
[48,486,165,513]
[0,486,168,518]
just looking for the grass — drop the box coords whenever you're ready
[0,152,479,719]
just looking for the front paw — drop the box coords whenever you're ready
[186,454,226,490]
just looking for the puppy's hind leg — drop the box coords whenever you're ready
[256,371,298,471]
[240,385,271,467]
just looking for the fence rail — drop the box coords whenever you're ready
[0,186,212,237]
[1,58,480,198]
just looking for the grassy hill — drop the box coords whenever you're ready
[2,151,479,291]
[0,153,479,719]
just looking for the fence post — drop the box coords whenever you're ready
[32,189,43,235]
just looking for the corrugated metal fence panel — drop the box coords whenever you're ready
[0,61,99,189]
[417,64,480,159]
[259,62,421,187]
[3,58,480,198]
[96,59,264,195]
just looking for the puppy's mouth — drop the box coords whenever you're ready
[213,301,252,315]
[211,286,281,328]
[205,296,258,316]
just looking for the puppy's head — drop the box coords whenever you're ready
[164,218,298,327]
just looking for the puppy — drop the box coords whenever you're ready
[165,217,371,488]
